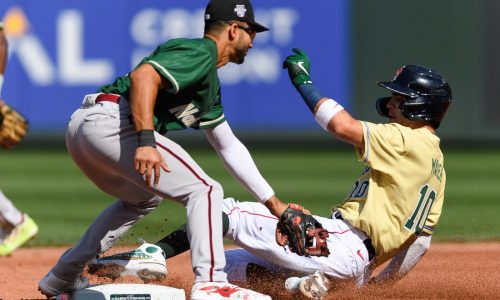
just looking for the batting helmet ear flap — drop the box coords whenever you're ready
[376,97,391,118]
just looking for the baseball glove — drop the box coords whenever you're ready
[0,100,28,149]
[276,203,330,257]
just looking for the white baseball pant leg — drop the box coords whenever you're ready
[221,198,371,284]
[224,248,291,282]
[52,96,226,284]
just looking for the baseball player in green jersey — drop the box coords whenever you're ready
[38,1,311,299]
[0,21,39,257]
[88,50,452,299]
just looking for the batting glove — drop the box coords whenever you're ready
[283,48,313,88]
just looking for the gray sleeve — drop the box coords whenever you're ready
[372,234,432,285]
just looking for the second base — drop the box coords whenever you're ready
[55,283,185,300]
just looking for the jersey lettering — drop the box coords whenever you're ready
[431,158,443,182]
[348,180,369,199]
[404,184,437,234]
[169,103,200,127]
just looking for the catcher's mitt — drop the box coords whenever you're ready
[0,100,28,149]
[276,203,330,257]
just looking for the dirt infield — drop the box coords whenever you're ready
[0,242,499,300]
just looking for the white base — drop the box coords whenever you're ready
[56,283,185,300]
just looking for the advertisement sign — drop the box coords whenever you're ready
[0,1,350,131]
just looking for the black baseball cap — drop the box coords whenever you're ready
[204,0,269,32]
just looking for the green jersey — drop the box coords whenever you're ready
[99,38,225,134]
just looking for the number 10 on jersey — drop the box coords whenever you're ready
[405,184,436,235]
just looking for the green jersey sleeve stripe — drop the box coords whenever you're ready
[200,114,225,127]
[147,60,180,94]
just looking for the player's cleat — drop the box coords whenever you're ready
[38,270,89,298]
[0,213,38,256]
[87,241,167,283]
[191,281,271,300]
[298,271,331,299]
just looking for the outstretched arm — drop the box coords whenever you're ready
[283,48,364,148]
[204,121,288,217]
[370,234,432,285]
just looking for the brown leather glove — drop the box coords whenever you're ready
[0,100,28,149]
[275,203,330,257]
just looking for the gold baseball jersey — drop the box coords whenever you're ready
[334,122,446,266]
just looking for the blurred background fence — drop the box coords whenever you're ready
[1,1,498,146]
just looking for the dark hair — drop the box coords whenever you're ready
[204,21,230,35]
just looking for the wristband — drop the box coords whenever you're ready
[137,130,156,147]
[314,99,344,131]
[0,74,3,97]
[297,84,324,111]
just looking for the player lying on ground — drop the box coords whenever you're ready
[89,50,452,299]
[89,197,432,299]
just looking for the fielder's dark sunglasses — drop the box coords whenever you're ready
[223,21,256,39]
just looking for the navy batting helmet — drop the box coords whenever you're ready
[376,65,452,129]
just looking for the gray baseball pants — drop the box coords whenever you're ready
[51,94,227,284]
[0,190,23,227]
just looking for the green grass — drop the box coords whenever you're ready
[434,149,500,241]
[0,147,498,246]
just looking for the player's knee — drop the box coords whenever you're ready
[210,181,223,199]
[180,178,224,208]
[193,180,223,201]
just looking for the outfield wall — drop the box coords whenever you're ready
[352,1,497,141]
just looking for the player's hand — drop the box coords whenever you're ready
[282,48,313,88]
[264,196,289,218]
[134,146,170,187]
[265,196,312,218]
